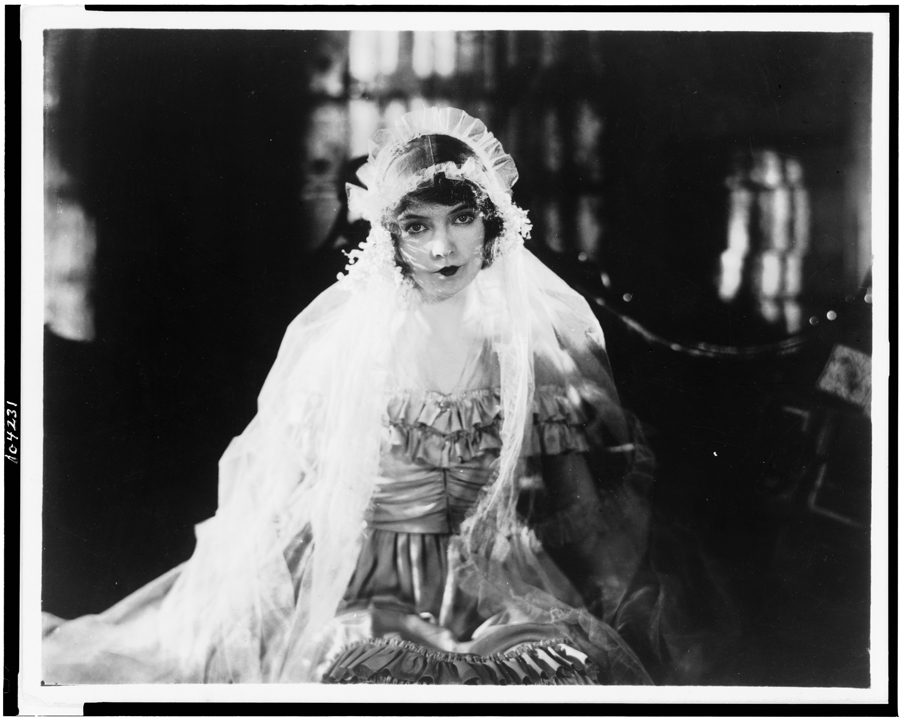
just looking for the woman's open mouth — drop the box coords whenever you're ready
[436,265,460,277]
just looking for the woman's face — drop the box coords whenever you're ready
[394,201,486,303]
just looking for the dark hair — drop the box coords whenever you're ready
[386,135,505,272]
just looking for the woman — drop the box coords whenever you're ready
[43,107,712,685]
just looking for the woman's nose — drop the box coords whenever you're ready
[430,226,453,259]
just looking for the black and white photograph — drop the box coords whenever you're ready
[17,6,889,709]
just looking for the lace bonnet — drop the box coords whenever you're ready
[339,107,532,292]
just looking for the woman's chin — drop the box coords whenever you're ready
[416,268,479,303]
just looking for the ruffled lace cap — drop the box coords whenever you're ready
[340,107,532,294]
[384,384,591,468]
[351,107,518,224]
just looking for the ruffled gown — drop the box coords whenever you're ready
[312,383,628,685]
[189,320,654,685]
[42,349,656,685]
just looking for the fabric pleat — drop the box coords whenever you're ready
[323,636,614,685]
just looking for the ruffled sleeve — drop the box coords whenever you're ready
[523,385,591,457]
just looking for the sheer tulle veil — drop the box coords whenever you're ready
[153,107,656,682]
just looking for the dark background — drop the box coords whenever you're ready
[41,29,874,686]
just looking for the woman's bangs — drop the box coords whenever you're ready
[396,175,482,214]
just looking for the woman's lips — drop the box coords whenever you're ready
[436,265,460,277]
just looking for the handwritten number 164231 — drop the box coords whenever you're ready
[6,401,17,464]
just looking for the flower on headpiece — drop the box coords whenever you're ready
[337,225,410,294]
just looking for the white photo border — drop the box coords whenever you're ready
[17,5,892,712]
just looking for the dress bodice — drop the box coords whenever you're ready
[344,383,593,635]
[366,385,591,535]
[344,333,597,629]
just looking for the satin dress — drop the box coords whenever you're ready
[307,367,643,685]
[41,341,656,686]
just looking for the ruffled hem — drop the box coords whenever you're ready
[323,637,601,685]
[385,385,591,465]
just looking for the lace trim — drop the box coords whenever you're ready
[384,385,591,464]
[322,637,600,685]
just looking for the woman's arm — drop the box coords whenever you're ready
[537,444,653,623]
[538,450,610,614]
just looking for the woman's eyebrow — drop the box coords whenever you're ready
[449,203,476,214]
[397,203,474,221]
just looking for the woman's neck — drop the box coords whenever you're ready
[417,280,479,338]
[395,279,492,395]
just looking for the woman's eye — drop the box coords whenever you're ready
[454,212,475,225]
[403,223,427,235]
